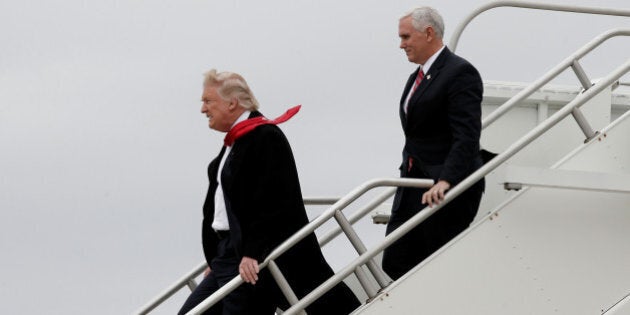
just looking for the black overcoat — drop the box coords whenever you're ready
[201,111,359,314]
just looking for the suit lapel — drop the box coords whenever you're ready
[407,69,435,104]
[400,69,418,130]
[400,70,417,106]
[405,47,452,121]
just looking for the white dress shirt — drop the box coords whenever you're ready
[211,110,251,231]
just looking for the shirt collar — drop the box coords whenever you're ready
[229,110,251,130]
[420,45,445,74]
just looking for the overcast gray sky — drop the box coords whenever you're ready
[1,0,628,314]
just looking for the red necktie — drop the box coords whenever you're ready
[406,69,425,167]
[404,69,425,114]
[224,105,301,146]
[411,69,424,94]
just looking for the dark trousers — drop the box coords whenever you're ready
[382,181,483,280]
[178,237,276,315]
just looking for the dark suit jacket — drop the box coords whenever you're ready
[201,111,359,314]
[394,47,484,214]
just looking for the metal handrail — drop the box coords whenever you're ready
[186,178,433,314]
[449,0,630,52]
[135,183,424,315]
[135,197,341,315]
[317,188,396,247]
[602,292,630,315]
[281,59,630,315]
[136,261,208,315]
[481,28,630,130]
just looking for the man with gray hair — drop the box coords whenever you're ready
[178,69,359,314]
[382,7,485,280]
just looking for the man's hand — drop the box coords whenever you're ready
[422,180,451,207]
[203,266,211,278]
[239,256,259,285]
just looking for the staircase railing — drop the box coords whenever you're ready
[135,185,412,315]
[447,0,630,139]
[480,28,630,139]
[449,0,630,52]
[184,179,432,315]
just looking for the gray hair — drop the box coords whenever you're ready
[203,69,260,111]
[403,7,445,39]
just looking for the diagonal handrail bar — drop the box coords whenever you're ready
[481,28,630,130]
[135,192,392,314]
[135,197,341,315]
[136,261,208,315]
[281,60,630,314]
[186,178,433,315]
[317,187,396,247]
[449,0,630,52]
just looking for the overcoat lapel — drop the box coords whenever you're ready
[219,111,262,195]
[204,146,226,220]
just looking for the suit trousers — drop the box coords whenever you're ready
[382,180,483,280]
[178,237,276,315]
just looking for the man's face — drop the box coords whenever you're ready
[399,16,429,65]
[200,85,238,132]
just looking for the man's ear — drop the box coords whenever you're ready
[229,97,239,110]
[425,26,435,42]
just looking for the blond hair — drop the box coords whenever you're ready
[203,69,260,110]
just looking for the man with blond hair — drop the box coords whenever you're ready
[178,69,359,314]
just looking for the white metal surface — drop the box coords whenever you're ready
[603,293,630,315]
[358,189,630,314]
[504,165,630,193]
[480,83,615,216]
